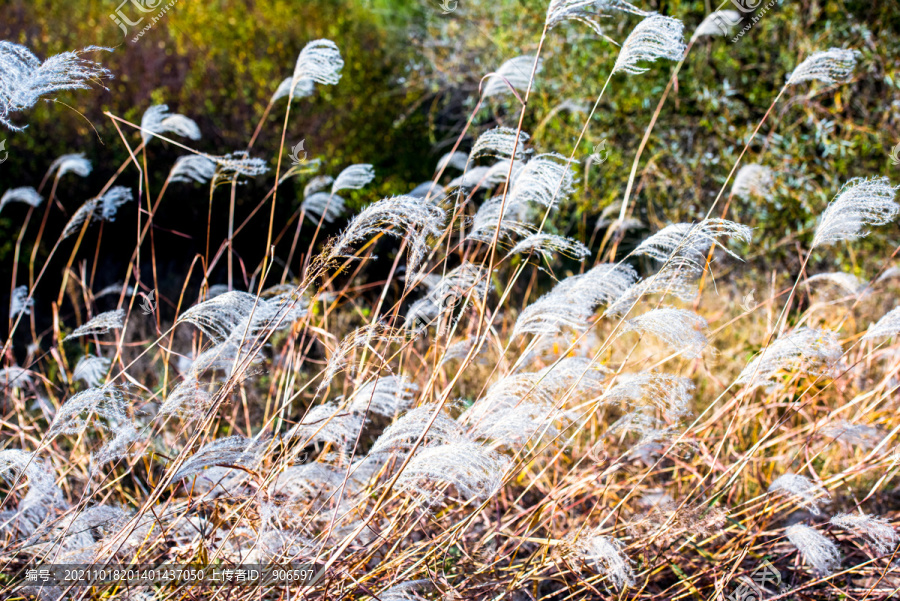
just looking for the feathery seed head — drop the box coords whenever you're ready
[622,307,709,358]
[64,309,125,341]
[272,76,315,103]
[169,155,217,184]
[863,306,900,341]
[692,10,741,41]
[508,233,590,261]
[613,15,686,76]
[546,0,654,36]
[509,152,577,208]
[304,175,334,198]
[821,421,882,449]
[293,39,344,87]
[302,191,345,224]
[140,104,201,143]
[731,164,774,201]
[47,152,92,179]
[737,327,841,390]
[786,524,840,574]
[470,127,531,161]
[331,164,375,194]
[483,55,542,98]
[569,532,635,590]
[436,151,469,172]
[830,512,898,554]
[9,285,32,319]
[331,195,446,279]
[396,440,509,503]
[787,48,859,86]
[812,177,898,248]
[0,42,112,131]
[73,355,111,388]
[0,187,43,212]
[768,473,830,515]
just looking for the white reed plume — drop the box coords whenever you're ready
[302,191,345,223]
[605,265,697,318]
[62,187,134,240]
[0,366,33,391]
[736,327,841,390]
[47,385,134,439]
[768,473,830,515]
[348,375,418,418]
[9,285,32,319]
[441,338,480,365]
[140,104,201,143]
[787,48,859,86]
[176,291,260,342]
[270,462,348,504]
[0,187,43,212]
[812,177,898,248]
[863,306,900,340]
[304,175,334,197]
[0,42,112,131]
[92,421,145,471]
[830,512,898,555]
[73,355,111,388]
[157,375,216,420]
[47,152,92,179]
[876,266,900,283]
[508,233,590,261]
[213,151,269,180]
[169,155,216,184]
[821,421,882,449]
[173,436,265,481]
[508,153,577,208]
[284,402,365,449]
[546,0,653,36]
[805,272,866,296]
[613,15,686,76]
[436,151,468,172]
[410,181,444,199]
[331,195,446,278]
[271,76,315,103]
[691,10,741,41]
[469,398,572,447]
[608,411,676,447]
[467,196,532,244]
[319,324,410,389]
[632,218,751,265]
[448,161,523,190]
[514,263,638,336]
[293,39,344,87]
[0,449,60,503]
[786,524,840,575]
[731,164,774,201]
[621,307,708,358]
[376,581,429,601]
[396,440,509,502]
[469,127,531,161]
[370,404,463,455]
[64,309,125,341]
[536,356,610,397]
[569,532,635,590]
[332,164,375,194]
[483,55,542,98]
[601,372,694,419]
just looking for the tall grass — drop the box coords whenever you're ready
[0,5,899,601]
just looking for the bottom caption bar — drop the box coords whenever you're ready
[11,564,316,587]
